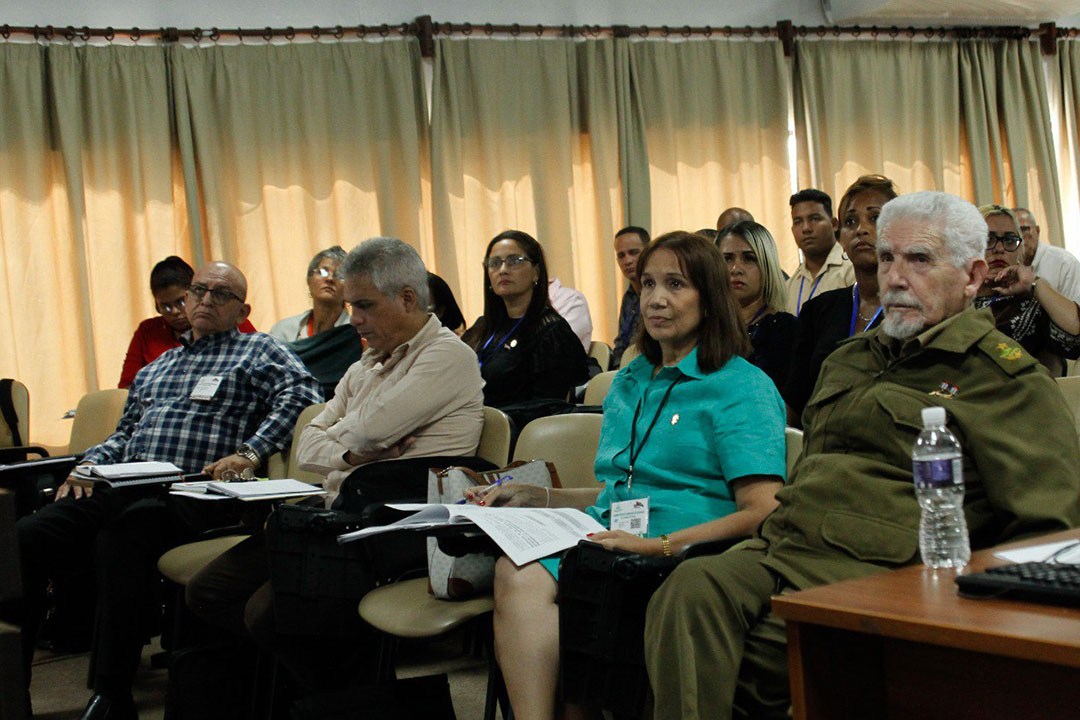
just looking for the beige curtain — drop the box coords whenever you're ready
[796,39,1063,246]
[430,38,623,340]
[960,39,1063,245]
[1059,40,1080,250]
[795,40,965,206]
[170,40,430,330]
[0,44,187,445]
[625,39,794,269]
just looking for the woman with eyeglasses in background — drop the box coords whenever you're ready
[462,230,590,426]
[975,205,1080,374]
[119,256,257,388]
[268,246,350,342]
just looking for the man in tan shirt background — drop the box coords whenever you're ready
[786,188,854,315]
[185,236,484,692]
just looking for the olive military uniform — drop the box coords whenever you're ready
[644,308,1080,720]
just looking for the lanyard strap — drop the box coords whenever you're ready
[479,315,526,368]
[796,273,826,317]
[626,375,685,489]
[849,283,883,337]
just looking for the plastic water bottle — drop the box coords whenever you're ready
[912,406,970,569]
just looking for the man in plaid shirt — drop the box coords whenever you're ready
[12,261,322,720]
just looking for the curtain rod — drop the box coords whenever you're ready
[0,17,1069,57]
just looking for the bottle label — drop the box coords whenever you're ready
[913,458,962,488]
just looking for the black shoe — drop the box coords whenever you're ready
[79,693,138,720]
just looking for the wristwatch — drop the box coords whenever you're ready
[235,443,260,466]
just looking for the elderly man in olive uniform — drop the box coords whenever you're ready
[644,191,1080,720]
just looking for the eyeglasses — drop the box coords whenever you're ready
[309,267,341,281]
[986,233,1022,252]
[188,284,243,305]
[155,297,186,315]
[484,255,534,271]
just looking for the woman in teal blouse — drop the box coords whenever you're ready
[475,231,786,720]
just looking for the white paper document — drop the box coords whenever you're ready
[994,539,1080,565]
[78,461,182,479]
[337,503,606,566]
[168,478,325,502]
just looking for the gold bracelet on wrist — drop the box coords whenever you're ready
[659,534,672,556]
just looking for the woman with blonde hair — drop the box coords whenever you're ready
[716,221,796,389]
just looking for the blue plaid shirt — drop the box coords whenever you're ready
[612,285,640,368]
[83,329,322,473]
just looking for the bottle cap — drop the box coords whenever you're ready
[921,406,946,428]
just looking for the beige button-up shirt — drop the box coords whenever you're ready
[296,314,484,504]
[785,242,855,316]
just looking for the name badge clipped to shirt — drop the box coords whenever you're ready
[190,375,224,401]
[610,496,650,537]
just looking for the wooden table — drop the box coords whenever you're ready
[771,530,1080,720]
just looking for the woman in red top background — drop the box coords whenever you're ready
[118,256,256,388]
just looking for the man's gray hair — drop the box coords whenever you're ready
[878,191,987,268]
[342,237,431,310]
[306,245,347,277]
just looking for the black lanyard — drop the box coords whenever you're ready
[625,375,685,490]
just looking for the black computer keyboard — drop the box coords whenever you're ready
[955,562,1080,606]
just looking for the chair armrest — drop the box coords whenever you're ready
[0,446,50,463]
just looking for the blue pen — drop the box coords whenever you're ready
[457,477,507,504]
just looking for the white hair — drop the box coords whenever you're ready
[342,237,431,310]
[877,191,987,268]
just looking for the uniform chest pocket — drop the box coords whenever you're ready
[875,388,934,432]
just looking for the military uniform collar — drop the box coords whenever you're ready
[874,307,995,358]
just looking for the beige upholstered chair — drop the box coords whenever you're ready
[785,426,804,477]
[1055,376,1080,439]
[587,341,612,372]
[0,380,30,450]
[67,389,129,455]
[477,406,512,468]
[619,343,640,367]
[512,413,604,489]
[583,371,617,406]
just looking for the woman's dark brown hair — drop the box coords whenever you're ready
[836,174,899,223]
[463,229,551,349]
[634,231,749,373]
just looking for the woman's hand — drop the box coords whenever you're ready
[988,265,1035,296]
[463,483,547,507]
[587,529,664,556]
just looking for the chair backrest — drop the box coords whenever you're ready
[477,406,512,467]
[588,341,612,372]
[285,402,328,485]
[583,371,617,406]
[1055,376,1080,439]
[619,344,640,367]
[512,414,604,489]
[0,379,29,449]
[785,426,804,478]
[68,389,129,455]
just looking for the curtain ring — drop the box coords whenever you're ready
[263,27,273,41]
[334,25,345,39]
[43,25,55,41]
[535,24,544,37]
[103,27,114,42]
[378,23,389,37]
[191,27,203,41]
[483,23,493,36]
[462,23,472,36]
[282,27,293,40]
[311,25,321,39]
[0,25,10,39]
[703,26,713,38]
[357,26,367,38]
[63,26,76,41]
[681,25,692,38]
[889,26,900,38]
[209,28,220,42]
[130,27,140,42]
[510,23,520,37]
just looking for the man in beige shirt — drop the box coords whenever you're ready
[186,237,484,691]
[786,188,854,315]
[297,237,484,504]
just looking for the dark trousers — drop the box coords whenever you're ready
[13,486,240,696]
[185,532,374,692]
